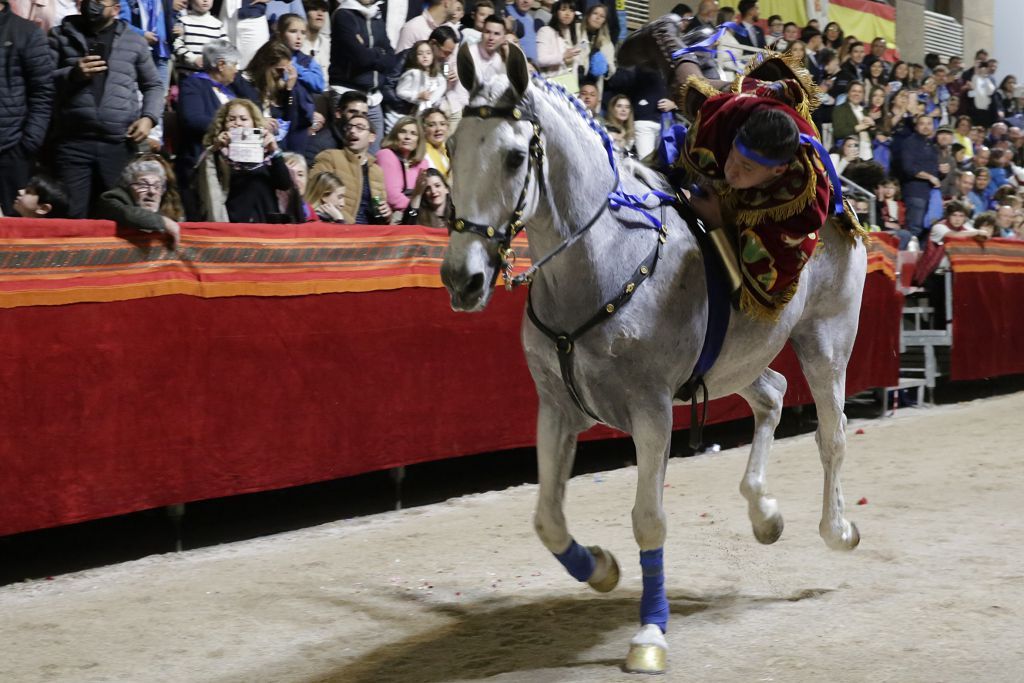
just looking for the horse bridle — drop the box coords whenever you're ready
[450,104,546,289]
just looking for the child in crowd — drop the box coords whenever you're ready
[173,0,228,73]
[394,41,447,129]
[277,14,326,94]
[279,152,317,221]
[11,176,69,219]
[306,172,347,223]
[876,178,905,234]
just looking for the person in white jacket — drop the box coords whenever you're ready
[534,1,586,89]
[390,40,447,131]
[969,60,997,127]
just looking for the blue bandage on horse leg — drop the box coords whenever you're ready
[640,548,669,632]
[554,539,596,582]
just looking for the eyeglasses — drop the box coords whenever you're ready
[130,181,165,192]
[346,123,370,132]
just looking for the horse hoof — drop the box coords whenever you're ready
[822,520,861,551]
[587,546,620,593]
[624,625,668,674]
[753,513,784,545]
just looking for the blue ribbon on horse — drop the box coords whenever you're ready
[659,112,689,168]
[670,22,747,69]
[799,133,846,216]
[608,187,675,230]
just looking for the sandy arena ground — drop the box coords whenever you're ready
[2,393,1023,683]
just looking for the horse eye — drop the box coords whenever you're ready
[507,150,527,169]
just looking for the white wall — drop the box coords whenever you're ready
[994,0,1024,90]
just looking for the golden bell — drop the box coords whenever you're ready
[512,108,522,120]
[605,304,615,313]
[486,226,495,237]
[625,283,635,294]
[454,220,464,231]
[640,265,649,275]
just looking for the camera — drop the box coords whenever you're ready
[228,127,264,163]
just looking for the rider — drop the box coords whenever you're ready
[619,15,862,320]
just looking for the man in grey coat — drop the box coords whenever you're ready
[49,0,163,217]
[0,0,55,215]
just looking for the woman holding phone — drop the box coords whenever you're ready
[535,1,587,87]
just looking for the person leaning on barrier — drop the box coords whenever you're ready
[96,158,183,248]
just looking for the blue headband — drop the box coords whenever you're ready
[734,138,792,167]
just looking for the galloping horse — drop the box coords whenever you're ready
[440,45,865,674]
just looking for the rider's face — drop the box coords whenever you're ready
[723,142,787,189]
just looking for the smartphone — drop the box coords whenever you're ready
[88,42,107,61]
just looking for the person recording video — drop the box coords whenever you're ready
[198,98,299,223]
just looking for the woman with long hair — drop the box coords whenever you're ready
[376,116,430,217]
[401,168,454,229]
[888,60,910,93]
[536,1,587,83]
[823,21,843,50]
[581,4,616,94]
[865,59,888,100]
[993,75,1021,122]
[198,98,297,223]
[605,94,636,155]
[235,40,315,155]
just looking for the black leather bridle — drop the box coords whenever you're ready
[450,104,546,289]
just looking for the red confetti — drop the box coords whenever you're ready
[857,497,868,505]
[855,428,865,435]
[699,512,709,517]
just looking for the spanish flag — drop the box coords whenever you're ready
[759,0,898,53]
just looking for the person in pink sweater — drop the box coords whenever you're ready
[375,115,430,218]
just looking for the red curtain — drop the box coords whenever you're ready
[0,221,902,536]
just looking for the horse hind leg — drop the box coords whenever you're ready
[791,325,861,551]
[533,399,621,593]
[737,368,788,545]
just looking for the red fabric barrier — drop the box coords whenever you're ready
[0,222,901,536]
[946,238,1024,381]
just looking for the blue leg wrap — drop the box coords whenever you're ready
[640,548,669,633]
[554,539,596,582]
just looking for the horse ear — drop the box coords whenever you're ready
[505,43,530,99]
[457,42,478,92]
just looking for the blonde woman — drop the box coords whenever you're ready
[305,172,347,223]
[376,116,430,216]
[199,98,295,223]
[582,4,616,95]
[606,94,636,157]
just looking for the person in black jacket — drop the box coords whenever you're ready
[0,0,55,216]
[329,0,396,152]
[734,0,766,50]
[49,0,164,218]
[899,114,941,240]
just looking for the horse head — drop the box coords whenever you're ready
[441,44,540,312]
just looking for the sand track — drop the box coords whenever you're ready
[2,394,1023,682]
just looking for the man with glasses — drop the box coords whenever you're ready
[50,0,164,217]
[310,113,391,224]
[97,157,181,247]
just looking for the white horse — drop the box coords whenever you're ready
[441,46,865,674]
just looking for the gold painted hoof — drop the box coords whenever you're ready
[586,546,620,593]
[624,644,666,674]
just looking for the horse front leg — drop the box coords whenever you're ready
[737,368,788,544]
[533,399,620,593]
[624,406,673,675]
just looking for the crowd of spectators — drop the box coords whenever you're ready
[2,0,1024,250]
